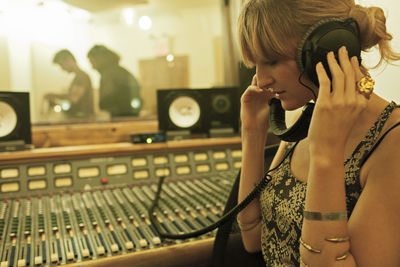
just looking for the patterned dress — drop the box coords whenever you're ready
[260,102,398,266]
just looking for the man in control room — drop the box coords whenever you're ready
[44,49,95,119]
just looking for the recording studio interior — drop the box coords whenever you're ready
[0,0,399,266]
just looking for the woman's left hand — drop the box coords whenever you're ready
[308,46,369,154]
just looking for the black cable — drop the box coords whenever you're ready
[148,141,299,240]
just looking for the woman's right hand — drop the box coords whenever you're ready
[240,75,275,134]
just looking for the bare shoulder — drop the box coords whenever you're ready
[375,105,400,157]
[364,105,400,188]
[348,108,400,265]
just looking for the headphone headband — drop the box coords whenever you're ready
[295,17,346,74]
[296,17,361,86]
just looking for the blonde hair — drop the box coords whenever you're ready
[237,0,400,69]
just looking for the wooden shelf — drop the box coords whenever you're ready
[31,120,159,148]
[0,137,242,165]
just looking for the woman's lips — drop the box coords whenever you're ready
[266,88,285,96]
[273,90,285,95]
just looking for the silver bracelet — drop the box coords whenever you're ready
[303,210,347,221]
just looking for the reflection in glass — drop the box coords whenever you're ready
[87,44,142,117]
[47,49,95,119]
[0,0,226,125]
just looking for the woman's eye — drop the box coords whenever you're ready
[263,60,277,66]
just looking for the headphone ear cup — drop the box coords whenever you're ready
[298,18,361,86]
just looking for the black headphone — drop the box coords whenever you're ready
[269,17,362,142]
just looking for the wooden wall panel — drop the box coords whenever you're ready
[139,55,189,117]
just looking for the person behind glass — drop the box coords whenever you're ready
[46,49,95,118]
[87,45,142,117]
[236,0,400,266]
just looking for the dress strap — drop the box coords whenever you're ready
[364,101,398,145]
[345,102,399,166]
[360,121,400,167]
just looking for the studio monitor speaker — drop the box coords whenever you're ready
[157,89,207,133]
[157,88,239,136]
[0,91,32,145]
[206,87,239,133]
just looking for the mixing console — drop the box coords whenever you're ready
[0,138,242,266]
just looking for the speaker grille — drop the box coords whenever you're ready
[0,91,32,144]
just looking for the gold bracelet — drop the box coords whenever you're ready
[299,237,321,253]
[325,236,350,243]
[336,252,349,261]
[300,251,348,264]
[236,216,262,232]
[327,236,350,261]
[303,210,347,221]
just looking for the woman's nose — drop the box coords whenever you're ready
[256,69,273,88]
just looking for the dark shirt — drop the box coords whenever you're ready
[98,65,141,117]
[68,70,94,117]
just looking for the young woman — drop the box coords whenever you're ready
[236,0,400,266]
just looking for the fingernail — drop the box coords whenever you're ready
[316,62,323,71]
[341,46,348,55]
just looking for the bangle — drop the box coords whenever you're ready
[303,210,347,221]
[300,235,350,262]
[336,252,349,261]
[326,236,350,261]
[236,216,262,232]
[325,236,350,243]
[300,251,348,263]
[299,237,321,253]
